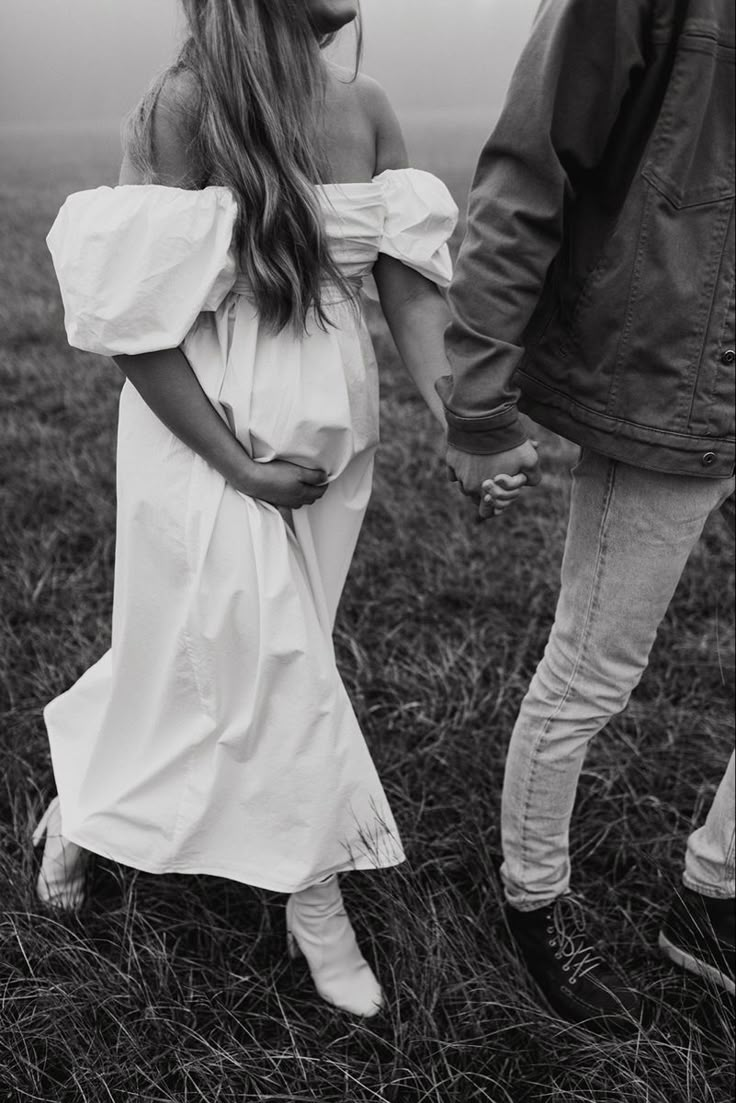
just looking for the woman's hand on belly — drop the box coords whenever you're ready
[241,458,330,510]
[114,348,329,510]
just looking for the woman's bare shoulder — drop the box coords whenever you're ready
[153,68,201,154]
[121,68,202,186]
[352,73,409,174]
[157,68,201,124]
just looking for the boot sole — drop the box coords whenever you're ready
[659,931,735,995]
[519,970,643,1035]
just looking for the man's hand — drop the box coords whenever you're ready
[446,440,542,503]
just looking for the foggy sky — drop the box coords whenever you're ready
[0,1,539,127]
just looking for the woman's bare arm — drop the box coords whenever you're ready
[373,258,450,425]
[360,77,452,425]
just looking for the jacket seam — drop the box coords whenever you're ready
[607,186,651,420]
[686,203,735,430]
[444,409,517,429]
[706,248,736,436]
[518,372,736,444]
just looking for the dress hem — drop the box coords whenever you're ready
[61,826,406,895]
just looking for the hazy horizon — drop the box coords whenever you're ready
[0,1,538,129]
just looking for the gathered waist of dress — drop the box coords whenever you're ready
[230,273,366,306]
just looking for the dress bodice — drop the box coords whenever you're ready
[47,169,458,357]
[317,170,457,284]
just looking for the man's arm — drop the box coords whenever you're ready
[442,0,651,490]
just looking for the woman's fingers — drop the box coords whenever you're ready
[299,466,328,485]
[483,489,518,505]
[490,472,527,492]
[292,464,329,503]
[487,487,521,503]
[304,476,330,501]
[479,471,531,519]
[482,482,521,504]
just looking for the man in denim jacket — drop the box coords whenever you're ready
[441,0,735,1029]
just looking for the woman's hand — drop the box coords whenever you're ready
[243,458,329,510]
[479,472,528,518]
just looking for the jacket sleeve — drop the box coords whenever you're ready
[440,0,651,454]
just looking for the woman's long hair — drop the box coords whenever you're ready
[124,0,362,333]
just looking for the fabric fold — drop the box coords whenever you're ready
[47,184,238,356]
[375,168,458,287]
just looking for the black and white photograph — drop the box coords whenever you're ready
[0,1,734,1099]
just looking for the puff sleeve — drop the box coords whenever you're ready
[376,168,458,288]
[46,185,238,356]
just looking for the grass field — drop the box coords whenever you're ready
[0,119,734,1103]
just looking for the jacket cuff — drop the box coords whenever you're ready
[435,376,528,455]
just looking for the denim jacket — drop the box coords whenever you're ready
[441,0,735,478]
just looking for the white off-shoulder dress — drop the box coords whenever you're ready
[45,169,457,893]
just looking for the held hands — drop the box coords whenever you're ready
[244,458,329,510]
[446,439,541,521]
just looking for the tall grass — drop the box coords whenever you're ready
[0,124,733,1102]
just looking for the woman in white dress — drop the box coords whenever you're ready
[35,0,464,1017]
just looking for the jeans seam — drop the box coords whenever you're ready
[516,458,618,894]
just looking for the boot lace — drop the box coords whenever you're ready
[547,896,603,986]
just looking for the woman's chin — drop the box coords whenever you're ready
[309,2,359,35]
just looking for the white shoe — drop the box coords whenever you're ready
[32,796,88,911]
[286,875,384,1017]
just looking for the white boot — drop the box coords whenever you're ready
[32,796,88,911]
[286,875,384,1017]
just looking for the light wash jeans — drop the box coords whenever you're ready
[501,450,735,911]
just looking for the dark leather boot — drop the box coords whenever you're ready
[506,895,642,1033]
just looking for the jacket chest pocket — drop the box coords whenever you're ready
[642,30,735,208]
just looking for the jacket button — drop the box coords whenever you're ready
[722,349,736,365]
[702,452,717,466]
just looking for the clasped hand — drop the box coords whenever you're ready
[446,439,541,520]
[246,458,329,510]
